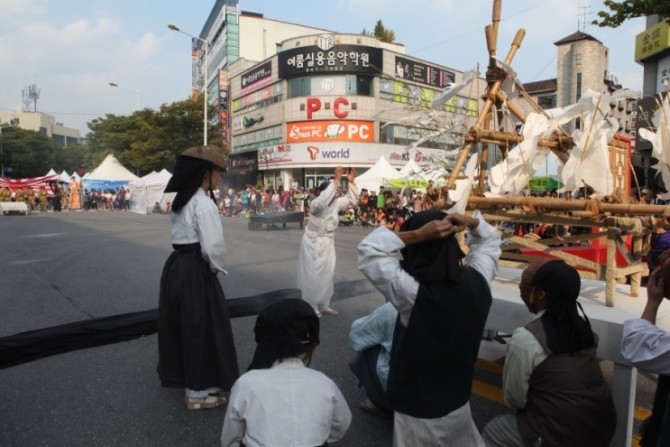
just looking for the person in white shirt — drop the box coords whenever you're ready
[157,146,239,411]
[482,259,616,447]
[297,166,359,317]
[221,299,351,447]
[358,210,501,447]
[622,250,670,447]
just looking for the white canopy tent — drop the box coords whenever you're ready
[82,154,139,191]
[128,169,174,214]
[355,156,399,193]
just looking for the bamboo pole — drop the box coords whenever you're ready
[447,28,526,189]
[606,229,618,306]
[468,195,669,216]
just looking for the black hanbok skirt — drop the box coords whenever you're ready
[157,243,239,391]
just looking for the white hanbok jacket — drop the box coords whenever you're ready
[220,358,352,447]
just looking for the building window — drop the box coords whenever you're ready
[537,95,556,109]
[287,77,311,97]
[576,73,582,102]
[287,75,373,99]
[345,75,372,96]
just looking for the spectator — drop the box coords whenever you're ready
[221,299,351,446]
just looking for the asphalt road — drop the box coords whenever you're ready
[0,211,657,446]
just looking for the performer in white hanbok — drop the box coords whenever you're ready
[297,166,359,317]
[221,299,351,447]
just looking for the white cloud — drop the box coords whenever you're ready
[0,0,43,17]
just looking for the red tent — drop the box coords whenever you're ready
[0,174,60,197]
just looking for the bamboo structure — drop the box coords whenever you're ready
[446,0,573,190]
[468,195,658,305]
[434,0,651,306]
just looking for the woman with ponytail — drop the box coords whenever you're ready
[157,146,239,411]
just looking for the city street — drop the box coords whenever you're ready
[0,211,655,446]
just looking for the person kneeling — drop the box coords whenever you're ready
[482,259,616,447]
[221,299,352,447]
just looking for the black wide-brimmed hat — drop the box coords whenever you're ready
[181,146,227,171]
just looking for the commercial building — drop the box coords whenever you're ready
[634,15,670,189]
[0,111,81,146]
[194,1,483,190]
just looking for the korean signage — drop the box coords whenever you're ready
[287,121,374,143]
[241,61,272,93]
[394,56,455,88]
[218,69,229,151]
[635,20,670,62]
[191,38,202,97]
[278,45,383,78]
[658,54,670,93]
[257,142,445,168]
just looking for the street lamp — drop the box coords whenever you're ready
[168,23,209,146]
[109,82,141,112]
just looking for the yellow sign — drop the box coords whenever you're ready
[635,20,670,62]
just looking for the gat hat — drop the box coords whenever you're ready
[181,146,227,171]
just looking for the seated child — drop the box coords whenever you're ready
[221,299,352,447]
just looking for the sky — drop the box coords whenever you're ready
[0,0,646,136]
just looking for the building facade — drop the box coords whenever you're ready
[635,15,670,189]
[226,33,483,189]
[521,31,636,138]
[193,2,484,190]
[0,111,80,146]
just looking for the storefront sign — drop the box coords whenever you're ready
[278,45,383,78]
[287,120,374,143]
[258,142,445,168]
[241,61,272,93]
[305,97,350,119]
[394,56,455,88]
[635,20,670,62]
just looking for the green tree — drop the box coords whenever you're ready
[372,20,396,43]
[593,0,670,27]
[85,95,220,175]
[55,142,90,174]
[0,127,56,177]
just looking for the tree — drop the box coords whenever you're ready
[54,142,88,174]
[593,0,670,27]
[0,127,56,177]
[372,20,396,43]
[85,95,220,175]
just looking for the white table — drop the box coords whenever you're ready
[0,202,29,215]
[486,268,670,447]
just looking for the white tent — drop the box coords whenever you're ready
[59,170,71,183]
[45,168,58,177]
[82,154,139,191]
[355,156,399,193]
[128,169,174,214]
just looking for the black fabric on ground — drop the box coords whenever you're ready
[0,288,301,370]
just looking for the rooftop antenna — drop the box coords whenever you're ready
[22,81,41,113]
[577,1,591,32]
